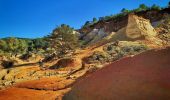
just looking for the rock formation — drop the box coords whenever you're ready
[93,14,162,48]
[82,28,108,44]
[126,14,157,39]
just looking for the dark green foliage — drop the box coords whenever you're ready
[121,8,129,14]
[86,51,111,64]
[83,21,91,27]
[83,18,98,28]
[139,4,149,11]
[121,45,148,55]
[0,25,78,57]
[43,53,57,62]
[93,17,98,23]
[0,37,28,55]
[33,38,49,50]
[102,16,112,21]
[19,53,32,60]
[103,42,149,61]
[0,37,49,56]
[151,4,161,10]
[0,40,8,51]
[81,3,162,28]
[1,60,14,68]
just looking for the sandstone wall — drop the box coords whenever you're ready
[126,14,157,39]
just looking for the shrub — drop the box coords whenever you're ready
[20,53,32,60]
[1,60,14,68]
[86,51,111,64]
[104,42,148,60]
[120,44,148,56]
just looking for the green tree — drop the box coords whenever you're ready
[83,21,91,27]
[5,37,20,56]
[99,17,105,21]
[139,4,149,11]
[27,41,34,52]
[0,40,8,51]
[103,16,112,21]
[18,39,28,54]
[121,8,129,14]
[47,24,79,54]
[33,38,47,49]
[168,1,170,8]
[93,17,98,23]
[151,4,161,10]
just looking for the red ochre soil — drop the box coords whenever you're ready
[0,87,68,100]
[0,77,72,100]
[63,47,170,100]
[15,77,75,91]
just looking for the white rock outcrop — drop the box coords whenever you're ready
[83,28,108,44]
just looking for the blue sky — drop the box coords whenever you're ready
[0,0,169,38]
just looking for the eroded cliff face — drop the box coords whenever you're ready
[116,14,163,48]
[126,14,157,39]
[79,8,170,34]
[85,14,163,48]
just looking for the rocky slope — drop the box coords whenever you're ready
[63,47,170,100]
[0,10,170,100]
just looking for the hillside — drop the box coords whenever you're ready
[64,47,170,100]
[0,3,170,100]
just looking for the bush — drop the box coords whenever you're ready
[1,60,14,68]
[104,42,148,60]
[43,53,57,62]
[86,51,111,64]
[19,53,32,60]
[121,45,148,55]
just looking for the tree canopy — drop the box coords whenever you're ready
[47,24,79,54]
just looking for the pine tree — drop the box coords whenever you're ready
[93,18,98,23]
[121,8,129,14]
[47,24,79,54]
[151,4,161,10]
[139,4,149,11]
